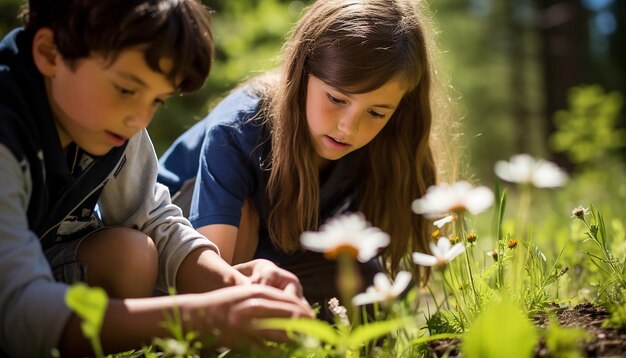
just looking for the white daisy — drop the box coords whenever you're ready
[352,271,413,306]
[494,154,568,188]
[412,181,494,218]
[433,215,455,228]
[412,237,465,269]
[300,212,390,262]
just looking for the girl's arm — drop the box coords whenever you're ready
[196,197,260,264]
[196,224,239,264]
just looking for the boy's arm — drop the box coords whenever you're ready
[0,145,73,357]
[98,131,304,296]
[98,130,245,292]
[60,284,315,356]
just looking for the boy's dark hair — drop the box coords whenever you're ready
[21,0,213,92]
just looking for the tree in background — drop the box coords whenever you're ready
[0,0,623,181]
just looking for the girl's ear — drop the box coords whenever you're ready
[32,28,60,78]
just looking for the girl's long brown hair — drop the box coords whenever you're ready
[264,0,455,277]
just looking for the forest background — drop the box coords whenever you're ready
[0,0,624,194]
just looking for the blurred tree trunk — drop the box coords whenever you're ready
[503,0,530,153]
[534,0,589,168]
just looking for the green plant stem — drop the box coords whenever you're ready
[439,270,451,311]
[441,269,468,324]
[581,220,626,288]
[513,184,532,297]
[457,212,479,308]
[494,188,508,289]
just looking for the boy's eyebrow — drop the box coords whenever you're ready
[117,71,176,95]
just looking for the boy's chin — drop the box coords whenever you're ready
[80,143,117,157]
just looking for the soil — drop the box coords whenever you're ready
[426,302,626,357]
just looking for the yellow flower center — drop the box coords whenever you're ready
[324,244,359,260]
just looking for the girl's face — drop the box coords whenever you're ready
[305,75,406,168]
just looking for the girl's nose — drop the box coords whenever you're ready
[337,113,360,135]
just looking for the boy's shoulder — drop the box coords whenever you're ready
[0,28,52,147]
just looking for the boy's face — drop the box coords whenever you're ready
[45,47,175,156]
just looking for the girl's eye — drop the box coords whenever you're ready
[326,93,346,105]
[368,110,385,119]
[114,84,135,96]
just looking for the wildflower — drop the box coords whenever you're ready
[449,235,460,245]
[487,250,498,262]
[433,215,456,228]
[352,271,412,306]
[590,225,599,236]
[328,297,350,326]
[300,213,390,262]
[494,154,568,188]
[412,181,494,218]
[466,233,477,244]
[412,237,465,270]
[431,229,440,238]
[153,338,189,355]
[507,239,518,249]
[571,206,589,220]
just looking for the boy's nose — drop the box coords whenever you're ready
[124,107,153,130]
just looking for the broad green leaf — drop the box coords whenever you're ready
[65,283,108,338]
[411,332,463,346]
[462,300,538,358]
[347,317,413,348]
[257,318,339,345]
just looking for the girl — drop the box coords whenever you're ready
[159,0,452,317]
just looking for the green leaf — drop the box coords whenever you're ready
[256,318,339,345]
[347,317,413,348]
[496,188,508,242]
[65,283,108,339]
[411,332,463,347]
[462,300,538,358]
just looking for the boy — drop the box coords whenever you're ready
[0,0,312,356]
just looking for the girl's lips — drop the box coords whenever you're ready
[323,135,351,150]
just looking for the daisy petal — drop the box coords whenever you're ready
[412,252,438,266]
[373,273,391,291]
[443,243,466,261]
[352,292,379,306]
[391,271,413,296]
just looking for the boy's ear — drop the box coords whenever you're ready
[32,28,60,77]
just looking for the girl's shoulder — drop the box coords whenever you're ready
[205,81,270,129]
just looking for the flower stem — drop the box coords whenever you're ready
[337,252,361,324]
[457,212,479,308]
[513,184,532,298]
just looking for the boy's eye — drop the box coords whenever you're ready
[114,84,135,96]
[368,110,385,119]
[326,93,346,105]
[153,98,167,107]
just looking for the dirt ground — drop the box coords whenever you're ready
[426,302,626,357]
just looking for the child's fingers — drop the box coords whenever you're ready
[283,282,297,295]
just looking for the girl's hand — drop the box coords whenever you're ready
[233,259,305,299]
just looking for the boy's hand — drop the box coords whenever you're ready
[191,284,314,348]
[233,259,305,299]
